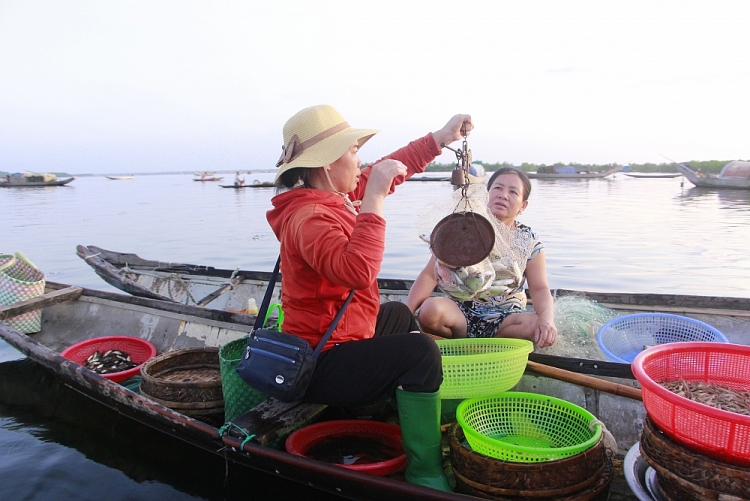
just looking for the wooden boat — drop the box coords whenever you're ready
[0,173,75,187]
[0,282,630,500]
[194,171,216,177]
[527,165,621,179]
[675,161,750,189]
[220,181,275,189]
[12,251,750,499]
[624,173,681,179]
[406,176,451,182]
[194,176,224,182]
[5,279,750,500]
[105,175,134,180]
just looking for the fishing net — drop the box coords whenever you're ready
[535,294,620,359]
[417,184,536,302]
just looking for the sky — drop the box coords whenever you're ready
[1,0,749,175]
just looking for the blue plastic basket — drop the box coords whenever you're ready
[596,313,728,363]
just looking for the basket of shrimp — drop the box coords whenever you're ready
[435,338,533,399]
[633,342,750,467]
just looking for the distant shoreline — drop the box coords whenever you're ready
[4,158,744,177]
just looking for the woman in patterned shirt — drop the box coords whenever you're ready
[406,167,557,348]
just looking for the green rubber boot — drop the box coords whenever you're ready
[395,388,452,491]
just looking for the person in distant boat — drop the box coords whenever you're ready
[201,172,207,181]
[406,167,557,349]
[266,104,472,492]
[234,171,245,186]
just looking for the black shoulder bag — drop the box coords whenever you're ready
[236,257,355,403]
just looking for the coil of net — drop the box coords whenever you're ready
[535,294,620,359]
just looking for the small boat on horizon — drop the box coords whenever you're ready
[105,175,134,180]
[624,172,681,179]
[0,172,75,187]
[220,180,275,189]
[527,165,621,179]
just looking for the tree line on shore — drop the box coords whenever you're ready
[424,159,745,174]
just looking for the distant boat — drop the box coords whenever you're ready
[451,163,486,190]
[105,175,134,181]
[406,176,450,182]
[675,161,750,189]
[194,177,224,182]
[220,180,274,189]
[527,165,620,179]
[624,173,681,179]
[0,172,75,187]
[194,171,216,176]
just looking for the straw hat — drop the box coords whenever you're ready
[274,105,380,181]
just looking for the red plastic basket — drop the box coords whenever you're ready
[633,342,750,466]
[61,336,157,383]
[285,420,407,476]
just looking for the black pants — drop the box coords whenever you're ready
[303,302,443,407]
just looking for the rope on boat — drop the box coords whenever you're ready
[218,422,256,449]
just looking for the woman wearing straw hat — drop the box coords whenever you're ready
[267,104,471,491]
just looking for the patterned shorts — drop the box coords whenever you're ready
[457,301,524,339]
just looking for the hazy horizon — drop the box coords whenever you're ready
[2,1,748,175]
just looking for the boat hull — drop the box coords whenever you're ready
[0,177,75,187]
[676,164,750,189]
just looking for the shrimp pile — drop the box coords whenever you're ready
[660,379,750,416]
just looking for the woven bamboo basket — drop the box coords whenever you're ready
[449,423,611,499]
[640,442,730,501]
[640,416,750,500]
[140,347,224,426]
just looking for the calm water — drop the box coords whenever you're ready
[2,172,750,499]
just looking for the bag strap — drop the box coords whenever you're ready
[254,256,355,358]
[312,288,355,359]
[253,257,281,331]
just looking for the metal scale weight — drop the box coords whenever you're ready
[430,134,495,267]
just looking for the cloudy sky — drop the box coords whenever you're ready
[1,0,748,174]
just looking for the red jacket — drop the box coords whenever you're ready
[266,133,441,351]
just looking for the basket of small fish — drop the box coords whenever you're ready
[61,335,157,383]
[436,338,533,399]
[597,312,727,363]
[633,342,750,467]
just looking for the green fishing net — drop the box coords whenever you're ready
[535,294,620,359]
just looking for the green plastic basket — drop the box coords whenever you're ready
[219,336,269,422]
[436,338,533,399]
[456,392,602,463]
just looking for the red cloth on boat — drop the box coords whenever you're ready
[266,133,441,351]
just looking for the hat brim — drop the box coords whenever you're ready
[274,127,380,182]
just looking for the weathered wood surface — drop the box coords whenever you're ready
[0,286,82,320]
[227,398,328,447]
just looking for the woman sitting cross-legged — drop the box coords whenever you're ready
[406,167,557,349]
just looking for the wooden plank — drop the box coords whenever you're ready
[196,277,242,307]
[227,398,327,447]
[526,361,642,401]
[528,353,634,379]
[0,286,83,320]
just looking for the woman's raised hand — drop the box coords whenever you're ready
[433,114,473,148]
[367,160,407,198]
[359,159,408,215]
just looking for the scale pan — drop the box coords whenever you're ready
[430,212,495,267]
